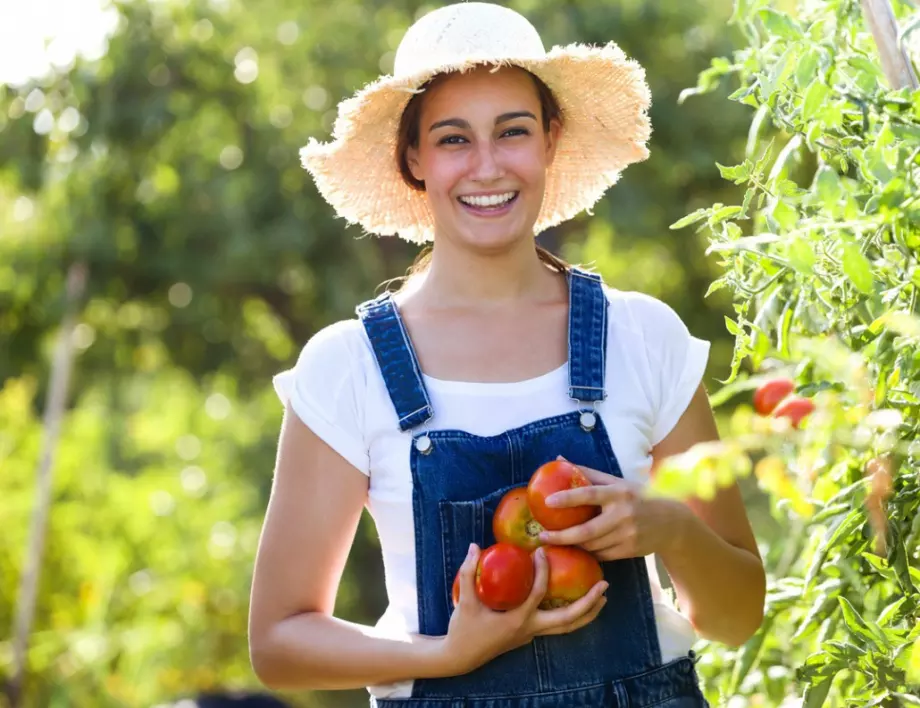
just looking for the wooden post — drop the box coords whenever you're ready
[5,262,87,708]
[860,0,919,90]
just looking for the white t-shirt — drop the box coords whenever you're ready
[272,285,710,699]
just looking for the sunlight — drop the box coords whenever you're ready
[0,0,119,86]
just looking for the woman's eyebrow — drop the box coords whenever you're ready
[428,110,538,132]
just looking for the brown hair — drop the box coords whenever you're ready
[394,67,571,281]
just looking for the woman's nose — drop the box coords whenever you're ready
[470,141,504,182]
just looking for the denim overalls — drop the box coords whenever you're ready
[358,268,707,708]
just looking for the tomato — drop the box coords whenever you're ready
[539,546,604,610]
[753,377,796,416]
[493,487,544,552]
[527,460,599,531]
[451,542,534,611]
[772,395,815,428]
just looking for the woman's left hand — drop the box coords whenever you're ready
[537,459,690,561]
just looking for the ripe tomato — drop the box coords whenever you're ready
[493,487,544,552]
[451,542,534,611]
[772,395,815,428]
[753,377,796,416]
[527,460,599,531]
[539,546,604,610]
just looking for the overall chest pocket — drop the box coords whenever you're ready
[437,482,523,612]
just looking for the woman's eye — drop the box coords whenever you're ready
[437,135,467,145]
[502,127,530,138]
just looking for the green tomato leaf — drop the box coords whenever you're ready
[842,243,875,295]
[803,677,834,708]
[670,208,710,230]
[788,237,816,274]
[759,8,802,39]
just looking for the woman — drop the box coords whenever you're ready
[248,3,766,706]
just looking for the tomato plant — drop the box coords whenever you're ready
[662,0,920,704]
[527,460,599,531]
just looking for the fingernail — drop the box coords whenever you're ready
[467,543,475,558]
[535,547,545,560]
[557,455,567,461]
[539,532,550,542]
[545,494,558,507]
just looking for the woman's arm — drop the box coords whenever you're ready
[248,405,449,691]
[649,383,766,646]
[249,404,609,691]
[537,383,766,647]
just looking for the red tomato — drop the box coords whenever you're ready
[753,377,796,416]
[539,546,604,610]
[493,487,544,552]
[772,396,815,428]
[527,460,599,531]
[451,543,534,611]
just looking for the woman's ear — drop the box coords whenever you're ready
[405,145,423,183]
[544,117,562,166]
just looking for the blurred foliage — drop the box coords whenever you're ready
[0,0,768,705]
[657,0,920,704]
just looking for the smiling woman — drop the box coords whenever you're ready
[249,3,765,707]
[395,66,567,273]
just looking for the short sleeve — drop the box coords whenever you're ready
[627,293,711,446]
[272,320,371,475]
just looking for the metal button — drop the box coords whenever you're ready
[415,435,433,454]
[579,411,596,432]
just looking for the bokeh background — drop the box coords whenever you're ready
[0,0,770,705]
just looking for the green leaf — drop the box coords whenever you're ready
[788,237,816,274]
[710,205,744,224]
[814,165,843,207]
[806,511,863,588]
[717,160,753,184]
[725,316,742,335]
[877,596,907,626]
[803,79,831,121]
[758,8,802,39]
[838,597,890,651]
[796,48,820,89]
[908,635,920,685]
[842,243,875,295]
[669,208,710,230]
[803,677,834,708]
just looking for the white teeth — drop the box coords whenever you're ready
[459,192,516,208]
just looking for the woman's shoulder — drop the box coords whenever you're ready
[294,317,373,373]
[600,283,686,336]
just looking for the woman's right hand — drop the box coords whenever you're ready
[439,543,608,676]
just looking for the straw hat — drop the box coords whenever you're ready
[300,1,652,244]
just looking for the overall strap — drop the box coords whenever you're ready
[567,268,609,403]
[356,293,433,432]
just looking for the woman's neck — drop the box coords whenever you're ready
[406,238,563,311]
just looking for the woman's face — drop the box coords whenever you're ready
[406,66,560,254]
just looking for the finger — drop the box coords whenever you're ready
[531,579,608,632]
[540,514,615,546]
[579,530,622,553]
[594,542,636,562]
[544,484,612,509]
[458,543,480,604]
[571,462,621,486]
[520,547,549,614]
[538,596,607,636]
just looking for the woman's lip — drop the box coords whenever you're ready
[456,192,520,217]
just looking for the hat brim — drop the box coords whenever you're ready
[300,42,652,244]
